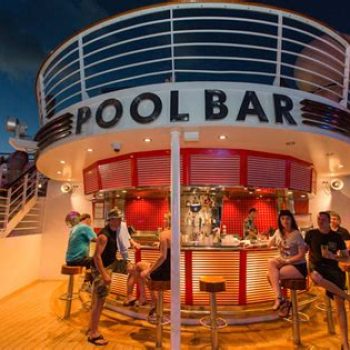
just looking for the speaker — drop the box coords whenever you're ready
[330,178,344,191]
[60,182,73,193]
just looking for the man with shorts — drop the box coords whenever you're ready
[305,211,350,350]
[88,208,122,346]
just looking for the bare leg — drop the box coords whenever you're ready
[311,271,350,301]
[89,294,108,345]
[267,258,283,300]
[334,296,349,350]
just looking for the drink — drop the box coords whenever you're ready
[321,244,329,257]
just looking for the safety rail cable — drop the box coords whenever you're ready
[37,3,350,121]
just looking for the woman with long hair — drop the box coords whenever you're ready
[267,209,307,317]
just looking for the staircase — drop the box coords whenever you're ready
[0,166,46,238]
[8,199,44,237]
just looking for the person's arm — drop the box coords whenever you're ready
[268,230,278,248]
[129,238,141,250]
[93,234,111,284]
[87,226,97,242]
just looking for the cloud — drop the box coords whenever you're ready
[0,12,45,80]
[0,0,109,81]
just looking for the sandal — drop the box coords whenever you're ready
[123,298,137,306]
[87,334,108,346]
[278,300,291,318]
[272,297,284,311]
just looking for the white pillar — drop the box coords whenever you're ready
[170,130,181,350]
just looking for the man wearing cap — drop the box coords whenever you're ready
[88,208,123,346]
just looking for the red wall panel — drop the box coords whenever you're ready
[190,154,240,186]
[84,167,100,194]
[125,198,169,231]
[222,199,278,237]
[247,156,286,188]
[99,159,132,189]
[290,161,312,192]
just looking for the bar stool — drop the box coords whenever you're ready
[199,276,227,350]
[60,265,82,319]
[280,278,308,346]
[148,280,171,350]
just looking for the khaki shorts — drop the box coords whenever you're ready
[91,267,112,299]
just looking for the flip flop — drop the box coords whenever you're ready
[87,334,109,346]
[123,298,137,306]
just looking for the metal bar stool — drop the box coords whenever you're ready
[148,280,171,350]
[60,265,82,319]
[280,278,308,346]
[199,276,227,350]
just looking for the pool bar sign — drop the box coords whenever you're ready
[35,84,350,150]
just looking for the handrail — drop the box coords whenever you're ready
[36,2,350,122]
[3,164,36,190]
[0,166,44,236]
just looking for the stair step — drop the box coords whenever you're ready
[11,226,41,230]
[17,220,41,224]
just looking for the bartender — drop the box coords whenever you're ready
[243,208,258,240]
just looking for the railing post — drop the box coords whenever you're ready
[341,45,350,107]
[170,9,176,83]
[22,173,29,209]
[78,34,89,100]
[273,13,283,87]
[4,187,12,230]
[34,171,40,198]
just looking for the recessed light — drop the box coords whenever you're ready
[249,191,253,195]
[218,135,227,140]
[60,160,65,164]
[57,171,62,175]
[338,164,344,169]
[300,194,306,198]
[87,148,93,152]
[122,190,127,193]
[256,188,261,192]
[137,196,141,199]
[144,138,152,143]
[116,194,120,198]
[288,191,293,195]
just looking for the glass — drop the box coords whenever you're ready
[321,244,329,257]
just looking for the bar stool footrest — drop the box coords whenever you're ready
[148,314,170,325]
[285,311,310,323]
[59,292,79,301]
[200,316,227,329]
[315,302,335,312]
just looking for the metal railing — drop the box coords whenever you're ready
[36,3,350,123]
[0,166,41,234]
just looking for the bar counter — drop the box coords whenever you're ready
[111,245,279,306]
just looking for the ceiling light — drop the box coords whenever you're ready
[60,160,65,164]
[137,196,141,199]
[122,190,127,193]
[144,138,152,143]
[57,171,62,175]
[219,135,227,140]
[300,194,306,198]
[87,148,93,152]
[288,191,293,195]
[256,188,261,192]
[338,164,344,169]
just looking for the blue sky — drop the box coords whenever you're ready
[0,0,350,152]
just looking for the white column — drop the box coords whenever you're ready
[170,130,181,350]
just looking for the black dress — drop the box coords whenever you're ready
[150,248,171,281]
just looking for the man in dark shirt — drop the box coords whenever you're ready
[305,211,350,350]
[88,208,122,346]
[330,211,350,241]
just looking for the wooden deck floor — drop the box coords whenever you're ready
[0,280,345,349]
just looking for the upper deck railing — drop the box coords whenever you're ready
[36,2,350,124]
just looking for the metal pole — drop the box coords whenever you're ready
[326,296,336,334]
[156,290,164,349]
[64,275,74,319]
[210,292,219,350]
[291,290,301,345]
[170,130,181,350]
